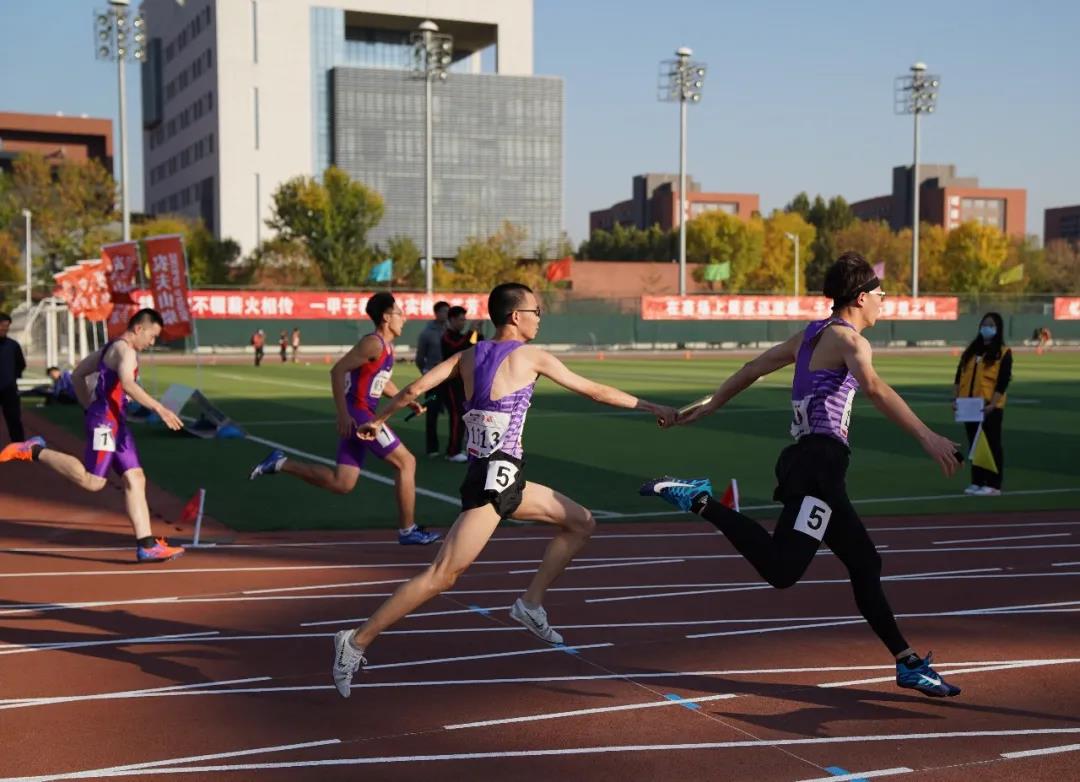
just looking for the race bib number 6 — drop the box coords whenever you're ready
[93,425,116,453]
[370,369,392,399]
[484,460,519,493]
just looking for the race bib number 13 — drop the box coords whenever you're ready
[93,425,116,453]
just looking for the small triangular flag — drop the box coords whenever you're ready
[720,479,740,512]
[968,424,999,473]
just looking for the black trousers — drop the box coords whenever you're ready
[964,408,1004,489]
[0,384,25,443]
[425,394,444,455]
[254,347,264,366]
[441,379,466,456]
[697,434,909,656]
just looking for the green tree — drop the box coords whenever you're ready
[1031,240,1080,294]
[938,222,1010,294]
[384,235,423,288]
[266,166,384,286]
[240,238,325,288]
[831,220,911,294]
[134,215,240,286]
[785,192,855,290]
[752,211,816,293]
[686,211,763,291]
[441,221,545,292]
[577,224,673,261]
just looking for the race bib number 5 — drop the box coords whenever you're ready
[463,410,511,458]
[93,425,116,453]
[793,496,832,542]
[484,460,519,494]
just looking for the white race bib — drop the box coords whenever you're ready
[463,410,511,459]
[839,387,856,439]
[93,425,116,453]
[375,424,396,448]
[484,459,520,493]
[790,397,811,439]
[793,496,832,542]
[370,369,391,399]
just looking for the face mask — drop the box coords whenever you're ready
[980,326,997,340]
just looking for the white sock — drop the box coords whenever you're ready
[399,524,417,536]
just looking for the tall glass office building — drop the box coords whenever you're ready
[141,0,561,257]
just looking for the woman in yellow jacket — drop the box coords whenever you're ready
[954,312,1012,496]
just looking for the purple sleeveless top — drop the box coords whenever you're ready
[87,340,131,423]
[790,318,860,446]
[346,334,393,413]
[464,340,534,460]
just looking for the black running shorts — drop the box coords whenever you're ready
[460,453,526,518]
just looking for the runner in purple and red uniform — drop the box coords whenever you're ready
[328,282,677,698]
[248,293,439,546]
[641,252,967,698]
[0,308,186,562]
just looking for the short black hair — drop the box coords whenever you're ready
[823,251,877,308]
[447,305,467,320]
[0,312,11,324]
[365,292,396,325]
[433,301,450,315]
[488,283,532,327]
[127,308,164,330]
[47,366,60,374]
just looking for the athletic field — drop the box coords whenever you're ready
[33,350,1080,532]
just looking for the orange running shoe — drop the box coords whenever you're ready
[136,538,186,563]
[0,436,45,463]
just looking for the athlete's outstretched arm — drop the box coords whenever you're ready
[678,332,801,426]
[841,331,960,477]
[533,351,676,424]
[357,353,463,438]
[115,345,183,430]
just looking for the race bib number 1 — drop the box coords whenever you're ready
[484,460,519,493]
[375,424,396,448]
[93,425,116,453]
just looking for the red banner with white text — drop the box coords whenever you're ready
[641,295,959,321]
[1054,298,1080,320]
[125,290,491,320]
[53,260,113,321]
[144,234,193,340]
[101,241,142,337]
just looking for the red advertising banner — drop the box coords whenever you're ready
[1054,297,1080,320]
[125,290,491,321]
[101,241,142,337]
[641,295,959,321]
[144,234,193,340]
[53,261,112,321]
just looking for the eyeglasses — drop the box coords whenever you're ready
[866,291,886,301]
[514,308,542,318]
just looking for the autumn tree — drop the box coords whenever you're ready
[686,211,763,291]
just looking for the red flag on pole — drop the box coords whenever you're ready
[144,234,193,341]
[102,241,142,337]
[179,491,203,524]
[544,256,573,283]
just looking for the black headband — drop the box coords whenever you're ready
[835,276,881,304]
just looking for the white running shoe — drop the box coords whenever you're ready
[510,598,563,645]
[446,452,468,463]
[963,484,982,495]
[332,629,367,698]
[975,486,1002,496]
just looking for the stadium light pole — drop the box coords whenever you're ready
[21,209,32,314]
[412,20,453,295]
[784,231,800,297]
[95,0,146,243]
[659,47,706,296]
[895,62,940,298]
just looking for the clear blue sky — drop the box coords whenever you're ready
[2,0,1077,244]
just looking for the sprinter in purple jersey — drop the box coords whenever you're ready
[642,252,966,698]
[248,293,438,545]
[327,283,677,697]
[0,309,186,562]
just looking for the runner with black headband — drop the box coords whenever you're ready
[641,251,966,698]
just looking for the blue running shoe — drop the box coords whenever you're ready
[249,449,286,480]
[399,526,440,545]
[639,476,713,513]
[896,652,961,697]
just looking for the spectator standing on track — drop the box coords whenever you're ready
[954,312,1012,496]
[440,305,482,462]
[642,252,965,699]
[0,313,27,443]
[415,301,449,457]
[291,327,301,363]
[279,331,288,363]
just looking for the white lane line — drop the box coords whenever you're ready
[587,569,1080,605]
[364,643,614,670]
[13,728,1080,778]
[301,604,511,627]
[0,631,220,656]
[1053,561,1080,567]
[508,558,684,575]
[0,677,270,710]
[797,769,913,782]
[244,433,460,506]
[933,532,1071,545]
[819,659,1080,689]
[242,578,408,595]
[443,693,739,730]
[1001,742,1080,759]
